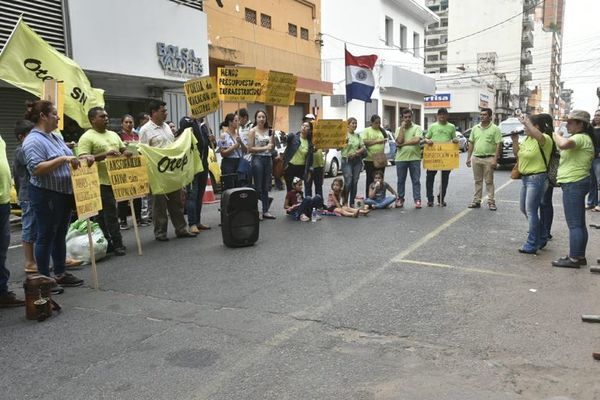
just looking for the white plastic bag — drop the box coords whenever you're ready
[66,220,108,264]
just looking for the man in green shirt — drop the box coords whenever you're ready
[466,108,503,210]
[78,107,132,256]
[394,109,423,208]
[0,134,25,307]
[424,108,458,207]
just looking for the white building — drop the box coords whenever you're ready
[321,0,438,130]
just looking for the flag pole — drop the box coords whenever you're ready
[344,44,349,121]
[0,15,23,59]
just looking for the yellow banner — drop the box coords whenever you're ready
[70,162,102,219]
[257,71,297,106]
[105,156,150,201]
[217,67,266,102]
[312,120,348,149]
[0,19,104,129]
[423,143,460,170]
[184,76,220,118]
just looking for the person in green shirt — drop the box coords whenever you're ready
[341,117,366,207]
[466,108,503,210]
[424,108,458,207]
[551,110,594,268]
[394,109,423,208]
[78,107,132,256]
[361,114,387,197]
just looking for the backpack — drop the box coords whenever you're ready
[539,137,560,187]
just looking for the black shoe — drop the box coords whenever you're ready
[51,285,64,295]
[552,256,586,269]
[518,248,537,255]
[114,246,126,256]
[467,202,481,208]
[55,273,84,287]
[155,236,169,242]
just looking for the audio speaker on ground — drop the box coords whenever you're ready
[221,187,259,247]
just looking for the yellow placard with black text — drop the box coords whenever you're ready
[312,120,348,149]
[70,162,102,219]
[184,76,220,119]
[105,156,150,201]
[217,67,267,102]
[257,71,297,106]
[423,143,460,170]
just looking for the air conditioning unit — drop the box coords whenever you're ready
[330,94,346,107]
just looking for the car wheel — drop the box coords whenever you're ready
[329,159,339,177]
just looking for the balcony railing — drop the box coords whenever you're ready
[522,31,533,48]
[521,68,532,82]
[522,15,534,31]
[521,50,533,65]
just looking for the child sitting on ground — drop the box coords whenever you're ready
[284,177,323,222]
[327,177,369,217]
[365,171,398,209]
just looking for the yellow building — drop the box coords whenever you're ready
[204,0,332,132]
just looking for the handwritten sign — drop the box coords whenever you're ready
[105,156,150,201]
[257,71,297,106]
[312,120,348,149]
[184,76,220,118]
[423,143,459,170]
[217,67,267,102]
[70,162,102,219]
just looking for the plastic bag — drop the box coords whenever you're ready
[66,220,108,264]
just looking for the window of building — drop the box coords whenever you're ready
[428,22,439,30]
[440,0,448,10]
[428,5,440,11]
[288,23,297,37]
[245,8,257,24]
[440,35,448,44]
[385,17,393,46]
[400,24,407,51]
[427,38,439,46]
[427,54,439,62]
[440,18,448,27]
[440,67,447,73]
[440,51,447,60]
[300,27,309,40]
[413,33,420,58]
[260,13,271,29]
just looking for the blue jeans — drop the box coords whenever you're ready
[587,161,598,207]
[540,184,554,246]
[342,158,363,206]
[396,160,421,201]
[19,200,37,244]
[29,185,74,277]
[305,167,324,198]
[288,195,323,220]
[364,196,396,209]
[561,177,590,258]
[0,203,10,294]
[186,170,208,227]
[252,156,273,213]
[519,173,547,252]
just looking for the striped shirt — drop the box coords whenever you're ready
[23,128,74,194]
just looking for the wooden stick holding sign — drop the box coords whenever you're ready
[105,155,150,256]
[69,162,102,289]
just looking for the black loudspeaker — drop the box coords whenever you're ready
[221,188,259,247]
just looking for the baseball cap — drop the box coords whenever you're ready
[304,113,316,120]
[567,110,590,123]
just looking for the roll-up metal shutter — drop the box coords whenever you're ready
[0,88,37,166]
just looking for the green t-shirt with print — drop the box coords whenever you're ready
[470,123,502,156]
[0,136,11,204]
[290,137,309,166]
[341,133,364,158]
[312,150,325,168]
[426,122,456,142]
[361,127,385,162]
[395,124,423,162]
[557,133,594,184]
[78,129,125,186]
[517,134,553,175]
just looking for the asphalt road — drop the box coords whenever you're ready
[2,153,600,400]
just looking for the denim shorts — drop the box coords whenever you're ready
[20,200,37,243]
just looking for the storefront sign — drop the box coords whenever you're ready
[312,120,348,149]
[106,156,150,201]
[424,93,451,108]
[257,71,297,106]
[217,67,266,103]
[70,162,102,219]
[184,76,220,118]
[479,93,490,108]
[157,42,203,78]
[423,143,459,170]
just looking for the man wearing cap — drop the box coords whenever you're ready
[466,107,502,210]
[551,109,594,268]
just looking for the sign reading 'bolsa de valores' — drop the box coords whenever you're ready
[423,143,459,170]
[70,162,102,219]
[183,76,220,119]
[105,156,150,202]
[312,120,348,149]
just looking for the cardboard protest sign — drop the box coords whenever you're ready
[422,143,460,170]
[217,67,267,102]
[312,120,348,149]
[105,156,150,201]
[42,80,64,130]
[184,76,220,118]
[258,71,297,106]
[70,162,102,219]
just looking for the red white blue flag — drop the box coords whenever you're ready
[345,48,378,103]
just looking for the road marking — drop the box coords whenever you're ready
[395,259,526,278]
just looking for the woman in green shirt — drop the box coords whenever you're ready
[341,117,366,207]
[361,114,387,197]
[551,110,594,268]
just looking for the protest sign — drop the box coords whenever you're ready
[106,156,150,201]
[42,80,64,130]
[312,120,348,149]
[217,67,266,102]
[422,143,460,170]
[184,76,220,118]
[70,162,102,219]
[258,71,297,106]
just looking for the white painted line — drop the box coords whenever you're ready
[395,259,526,279]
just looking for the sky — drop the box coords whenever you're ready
[561,0,600,113]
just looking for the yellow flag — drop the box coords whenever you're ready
[0,19,104,129]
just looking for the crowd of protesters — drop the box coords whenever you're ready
[1,99,599,307]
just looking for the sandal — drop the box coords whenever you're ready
[591,206,600,212]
